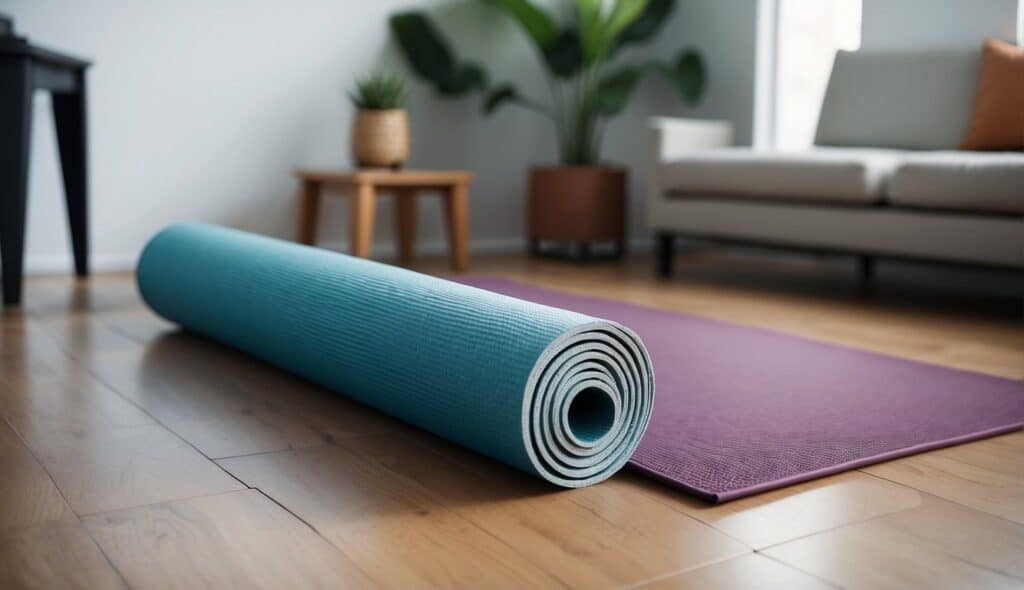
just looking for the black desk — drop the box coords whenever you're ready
[1,36,90,306]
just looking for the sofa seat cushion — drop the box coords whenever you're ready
[888,151,1024,214]
[659,147,903,205]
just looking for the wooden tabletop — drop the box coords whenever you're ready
[294,168,472,186]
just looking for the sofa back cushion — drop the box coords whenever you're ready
[814,49,979,150]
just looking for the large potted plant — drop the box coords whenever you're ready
[389,0,705,257]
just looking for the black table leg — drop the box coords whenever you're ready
[52,74,89,277]
[0,59,33,305]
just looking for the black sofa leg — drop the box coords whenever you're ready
[657,233,674,277]
[858,255,875,284]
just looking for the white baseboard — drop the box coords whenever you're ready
[23,236,653,276]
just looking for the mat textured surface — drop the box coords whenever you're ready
[459,277,1024,503]
[137,224,653,487]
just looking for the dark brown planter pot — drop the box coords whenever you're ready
[528,165,627,258]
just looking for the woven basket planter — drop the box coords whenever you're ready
[351,109,410,169]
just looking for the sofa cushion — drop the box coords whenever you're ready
[659,147,902,205]
[959,39,1024,151]
[815,49,979,150]
[887,151,1024,215]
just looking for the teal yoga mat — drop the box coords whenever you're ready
[137,223,654,487]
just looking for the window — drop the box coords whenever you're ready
[773,0,861,151]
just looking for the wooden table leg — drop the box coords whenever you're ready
[443,182,470,272]
[297,180,321,245]
[349,182,376,258]
[394,188,417,266]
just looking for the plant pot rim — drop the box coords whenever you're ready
[530,164,626,173]
[356,108,407,115]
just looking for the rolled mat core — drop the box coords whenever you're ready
[137,223,654,487]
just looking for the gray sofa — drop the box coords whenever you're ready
[648,48,1024,278]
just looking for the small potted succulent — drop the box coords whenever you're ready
[349,72,411,169]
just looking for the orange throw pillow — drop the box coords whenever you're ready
[959,38,1024,151]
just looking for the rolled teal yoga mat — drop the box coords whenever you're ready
[137,223,653,487]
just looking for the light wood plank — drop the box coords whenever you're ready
[17,272,139,316]
[24,421,243,515]
[305,433,751,588]
[83,489,373,590]
[0,371,153,444]
[224,434,749,590]
[220,442,575,588]
[92,309,176,346]
[38,314,141,364]
[1,317,77,384]
[84,332,396,459]
[626,470,922,549]
[637,554,832,590]
[863,431,1024,524]
[0,421,76,529]
[765,494,1024,589]
[0,524,127,589]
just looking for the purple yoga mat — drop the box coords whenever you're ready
[458,277,1024,502]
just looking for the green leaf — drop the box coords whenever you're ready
[349,72,409,110]
[389,13,456,83]
[543,29,583,78]
[577,0,648,64]
[482,83,519,115]
[615,0,674,49]
[491,0,557,48]
[655,49,705,104]
[437,63,489,95]
[601,0,647,49]
[389,11,489,98]
[594,66,644,116]
[575,0,604,62]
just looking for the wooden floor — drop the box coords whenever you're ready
[1,251,1022,589]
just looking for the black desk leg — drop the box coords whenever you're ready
[0,59,33,305]
[52,74,89,277]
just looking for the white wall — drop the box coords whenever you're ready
[861,0,1020,50]
[8,0,757,274]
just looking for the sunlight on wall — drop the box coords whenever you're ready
[774,0,861,151]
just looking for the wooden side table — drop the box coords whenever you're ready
[294,169,472,271]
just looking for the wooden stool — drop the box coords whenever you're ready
[294,169,472,271]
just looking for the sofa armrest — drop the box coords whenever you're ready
[647,118,733,231]
[649,117,734,162]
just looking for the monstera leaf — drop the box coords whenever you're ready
[491,0,558,47]
[595,48,705,117]
[576,0,647,64]
[389,12,488,96]
[594,66,643,116]
[482,83,520,115]
[543,28,584,78]
[614,0,674,51]
[654,48,706,104]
